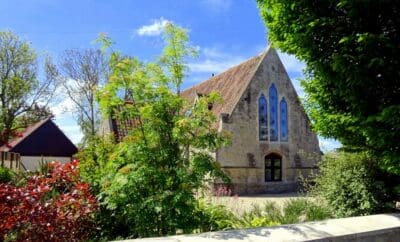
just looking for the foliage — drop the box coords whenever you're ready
[76,134,116,194]
[257,0,400,173]
[48,48,108,145]
[281,199,331,224]
[0,160,98,241]
[14,104,53,129]
[233,202,282,228]
[311,152,388,217]
[194,198,236,232]
[232,199,331,229]
[0,31,58,144]
[0,167,13,184]
[93,23,229,239]
[160,23,197,94]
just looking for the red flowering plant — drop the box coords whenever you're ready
[0,160,98,241]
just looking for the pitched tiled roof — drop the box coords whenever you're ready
[0,117,78,156]
[181,52,265,116]
[108,50,266,140]
[110,113,140,143]
[0,118,51,152]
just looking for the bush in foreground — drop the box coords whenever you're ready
[312,152,388,217]
[0,166,13,184]
[194,198,236,232]
[232,199,331,229]
[0,160,98,241]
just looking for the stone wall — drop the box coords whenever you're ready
[221,167,299,194]
[128,213,400,242]
[216,48,321,193]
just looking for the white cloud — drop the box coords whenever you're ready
[136,18,172,37]
[189,46,247,74]
[52,112,82,145]
[200,0,232,12]
[50,96,74,116]
[189,58,245,74]
[49,78,78,116]
[49,79,82,144]
[319,137,341,152]
[50,99,80,145]
[277,51,306,75]
[202,47,229,59]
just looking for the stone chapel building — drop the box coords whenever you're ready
[181,47,321,194]
[103,46,321,195]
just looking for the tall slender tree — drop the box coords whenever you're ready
[160,23,197,94]
[50,48,108,145]
[93,24,228,238]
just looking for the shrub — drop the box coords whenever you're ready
[233,202,282,228]
[76,134,116,194]
[282,198,331,224]
[312,152,387,217]
[0,167,13,183]
[0,160,98,241]
[233,199,331,229]
[194,198,236,232]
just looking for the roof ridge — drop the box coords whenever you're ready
[0,117,52,152]
[180,48,270,118]
[225,47,271,115]
[182,51,266,93]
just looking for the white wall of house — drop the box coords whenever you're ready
[21,156,72,171]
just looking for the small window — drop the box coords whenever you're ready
[280,97,288,142]
[258,94,268,140]
[265,153,282,182]
[269,84,278,141]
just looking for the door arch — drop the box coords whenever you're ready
[265,153,282,182]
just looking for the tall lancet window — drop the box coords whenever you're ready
[269,84,278,141]
[280,97,288,142]
[258,94,268,140]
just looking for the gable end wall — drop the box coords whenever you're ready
[216,48,320,194]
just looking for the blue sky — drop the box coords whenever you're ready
[0,0,340,151]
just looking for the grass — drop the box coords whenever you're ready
[197,194,333,231]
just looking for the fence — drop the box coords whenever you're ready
[0,151,26,171]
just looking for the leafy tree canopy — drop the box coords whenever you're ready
[257,0,400,173]
[85,24,229,239]
[0,31,58,144]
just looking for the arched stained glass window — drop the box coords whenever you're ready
[269,84,278,141]
[258,94,268,140]
[280,97,288,142]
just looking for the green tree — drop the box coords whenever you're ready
[0,31,58,144]
[160,22,197,94]
[94,24,229,239]
[14,103,53,129]
[257,0,400,173]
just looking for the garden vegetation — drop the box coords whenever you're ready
[1,4,399,238]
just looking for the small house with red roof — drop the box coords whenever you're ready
[0,117,78,171]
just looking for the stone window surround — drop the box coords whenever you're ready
[265,150,287,183]
[256,82,290,144]
[264,153,282,182]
